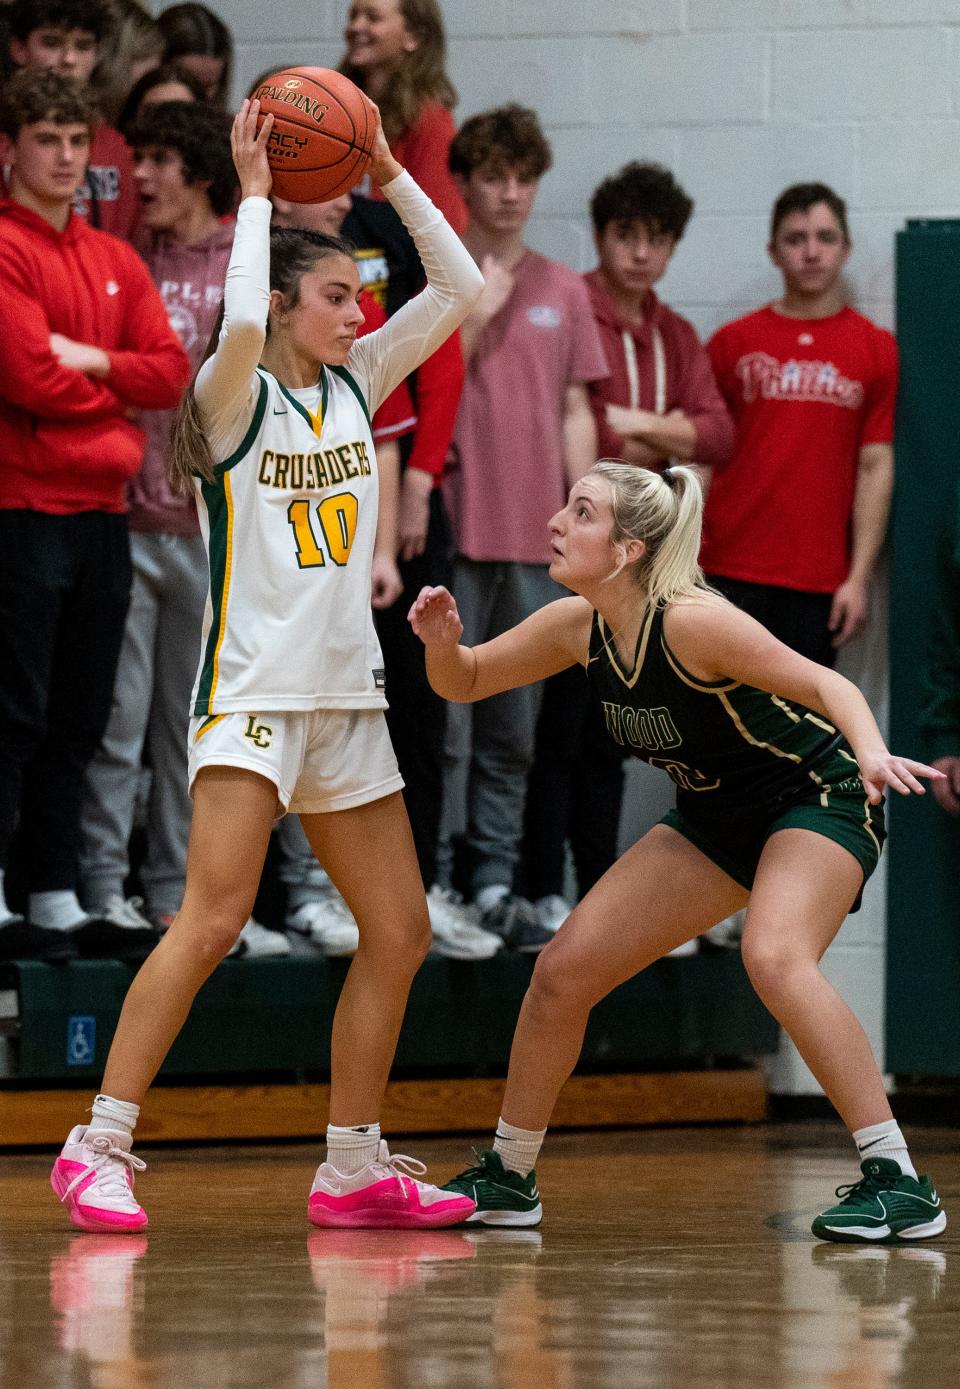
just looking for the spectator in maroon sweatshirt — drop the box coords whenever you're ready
[77,102,243,947]
[522,162,733,928]
[585,161,732,471]
[7,0,142,240]
[0,71,190,962]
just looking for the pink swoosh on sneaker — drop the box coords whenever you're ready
[308,1175,475,1229]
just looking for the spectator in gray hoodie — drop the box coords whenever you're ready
[76,101,269,947]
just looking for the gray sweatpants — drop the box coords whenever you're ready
[79,531,207,915]
[276,813,330,912]
[439,558,562,897]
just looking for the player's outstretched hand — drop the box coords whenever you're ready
[408,586,463,648]
[859,751,946,805]
[232,98,273,200]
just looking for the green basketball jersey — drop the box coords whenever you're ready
[587,603,853,813]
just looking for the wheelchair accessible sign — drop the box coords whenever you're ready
[66,1016,96,1067]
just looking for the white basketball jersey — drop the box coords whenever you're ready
[191,365,385,714]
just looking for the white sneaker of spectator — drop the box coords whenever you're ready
[286,893,359,958]
[100,895,154,932]
[231,917,292,958]
[534,894,572,934]
[700,909,745,949]
[427,885,501,960]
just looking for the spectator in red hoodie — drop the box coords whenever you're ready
[585,162,732,471]
[77,101,244,949]
[523,163,732,929]
[0,71,190,961]
[7,0,141,240]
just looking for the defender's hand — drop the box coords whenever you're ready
[408,585,463,647]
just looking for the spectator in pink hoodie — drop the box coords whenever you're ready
[77,102,245,943]
[522,163,733,928]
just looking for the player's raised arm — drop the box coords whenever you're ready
[348,108,485,413]
[192,100,274,449]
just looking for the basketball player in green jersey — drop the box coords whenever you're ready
[410,461,947,1244]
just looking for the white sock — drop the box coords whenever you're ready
[476,884,510,913]
[88,1094,141,1141]
[853,1119,917,1179]
[326,1122,381,1176]
[493,1116,546,1178]
[0,869,14,922]
[29,890,87,931]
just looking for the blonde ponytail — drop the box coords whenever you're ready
[593,460,711,607]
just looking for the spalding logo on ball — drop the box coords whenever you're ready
[253,67,376,203]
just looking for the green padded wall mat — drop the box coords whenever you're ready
[5,952,777,1083]
[889,220,960,1072]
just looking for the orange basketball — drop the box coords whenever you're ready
[252,67,376,203]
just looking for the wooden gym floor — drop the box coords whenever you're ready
[1,1123,957,1388]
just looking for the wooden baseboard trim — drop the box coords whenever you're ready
[0,1069,767,1147]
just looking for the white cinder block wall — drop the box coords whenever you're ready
[223,0,960,1092]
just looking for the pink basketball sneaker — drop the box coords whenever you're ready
[308,1140,477,1229]
[51,1126,148,1233]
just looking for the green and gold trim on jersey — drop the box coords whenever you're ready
[277,368,330,438]
[595,607,658,689]
[210,373,269,476]
[329,364,373,432]
[659,630,739,693]
[838,746,883,856]
[194,470,236,715]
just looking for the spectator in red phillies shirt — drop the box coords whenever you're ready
[7,0,141,240]
[0,71,190,962]
[704,183,897,668]
[523,163,733,927]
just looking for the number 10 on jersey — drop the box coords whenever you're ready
[287,493,359,568]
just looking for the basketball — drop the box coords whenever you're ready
[251,67,376,203]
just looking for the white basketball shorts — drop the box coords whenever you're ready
[187,709,404,814]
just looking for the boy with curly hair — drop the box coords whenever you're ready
[7,0,140,239]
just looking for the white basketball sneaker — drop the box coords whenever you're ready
[286,892,359,957]
[427,886,501,960]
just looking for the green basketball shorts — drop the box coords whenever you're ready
[660,750,885,912]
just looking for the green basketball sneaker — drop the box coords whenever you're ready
[442,1150,543,1227]
[812,1157,946,1244]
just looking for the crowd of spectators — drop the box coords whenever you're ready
[0,0,929,971]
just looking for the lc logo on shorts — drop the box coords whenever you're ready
[243,717,273,748]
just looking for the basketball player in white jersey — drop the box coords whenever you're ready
[51,99,484,1233]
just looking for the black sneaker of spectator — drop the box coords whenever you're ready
[480,896,554,954]
[0,914,77,963]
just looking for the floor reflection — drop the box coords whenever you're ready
[49,1234,149,1384]
[0,1127,954,1389]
